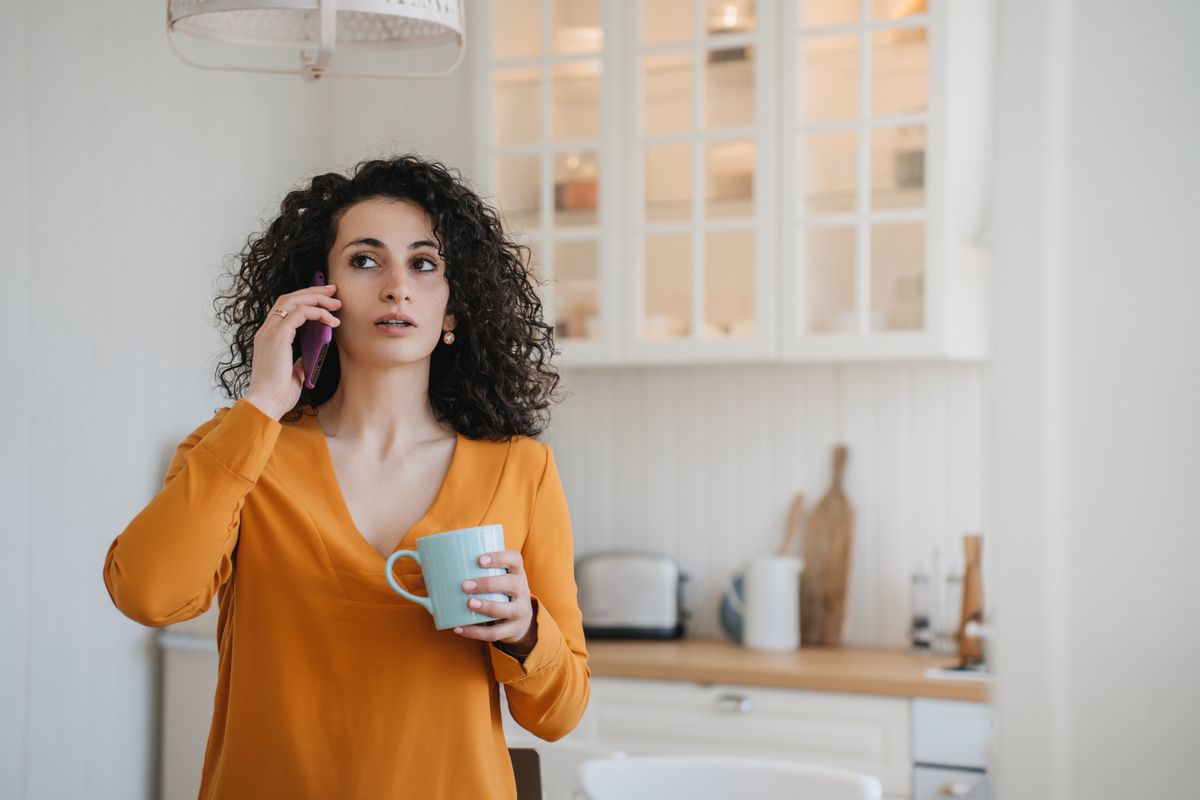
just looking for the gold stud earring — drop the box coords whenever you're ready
[442,330,456,345]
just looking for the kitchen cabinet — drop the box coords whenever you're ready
[911,698,993,799]
[502,675,993,800]
[912,697,991,770]
[913,766,988,800]
[474,0,994,365]
[592,677,911,795]
[476,0,621,365]
[779,0,993,361]
[622,0,780,364]
[504,676,911,795]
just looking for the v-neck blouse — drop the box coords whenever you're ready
[307,409,465,567]
[102,398,590,799]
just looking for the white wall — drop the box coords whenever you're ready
[990,0,1200,797]
[322,38,477,180]
[0,2,474,798]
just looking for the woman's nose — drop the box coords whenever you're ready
[383,268,412,302]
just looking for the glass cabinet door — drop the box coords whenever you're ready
[480,0,977,365]
[633,0,772,353]
[489,0,607,345]
[790,0,930,338]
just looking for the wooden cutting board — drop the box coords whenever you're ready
[801,445,854,645]
[777,492,806,556]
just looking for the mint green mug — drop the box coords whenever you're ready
[384,524,510,630]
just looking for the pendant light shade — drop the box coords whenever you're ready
[167,0,466,81]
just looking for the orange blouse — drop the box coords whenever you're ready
[102,398,590,799]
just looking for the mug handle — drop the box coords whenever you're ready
[385,551,432,612]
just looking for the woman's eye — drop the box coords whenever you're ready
[414,256,438,272]
[349,253,379,269]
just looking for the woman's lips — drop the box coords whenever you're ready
[375,322,419,336]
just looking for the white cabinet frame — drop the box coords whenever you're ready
[623,0,781,364]
[779,0,993,362]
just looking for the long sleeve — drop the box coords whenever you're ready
[489,443,591,741]
[102,397,282,627]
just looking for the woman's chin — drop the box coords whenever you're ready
[341,340,436,368]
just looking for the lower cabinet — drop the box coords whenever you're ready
[505,676,914,798]
[504,677,997,799]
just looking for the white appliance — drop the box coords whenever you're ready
[912,698,993,799]
[575,552,687,640]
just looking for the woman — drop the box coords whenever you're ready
[103,155,589,799]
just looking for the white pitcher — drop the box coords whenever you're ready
[743,555,805,651]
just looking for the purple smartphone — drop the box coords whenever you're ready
[299,269,333,389]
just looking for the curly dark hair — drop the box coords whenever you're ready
[212,154,561,441]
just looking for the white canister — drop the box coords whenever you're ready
[743,555,805,651]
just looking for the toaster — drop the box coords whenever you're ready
[575,551,687,640]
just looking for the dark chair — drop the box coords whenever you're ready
[509,747,542,800]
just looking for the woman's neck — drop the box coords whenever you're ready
[316,359,452,460]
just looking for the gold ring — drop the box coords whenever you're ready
[271,307,288,320]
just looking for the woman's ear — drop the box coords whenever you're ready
[443,313,456,331]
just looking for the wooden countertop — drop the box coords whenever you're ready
[586,638,990,703]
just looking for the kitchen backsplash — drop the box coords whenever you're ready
[543,362,986,647]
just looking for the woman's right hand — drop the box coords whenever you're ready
[245,284,341,420]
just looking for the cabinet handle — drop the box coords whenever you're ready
[937,781,973,796]
[713,694,753,714]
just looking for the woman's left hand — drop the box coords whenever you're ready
[453,550,536,653]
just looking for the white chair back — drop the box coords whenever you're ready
[578,755,882,800]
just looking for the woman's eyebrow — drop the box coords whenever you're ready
[341,237,440,252]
